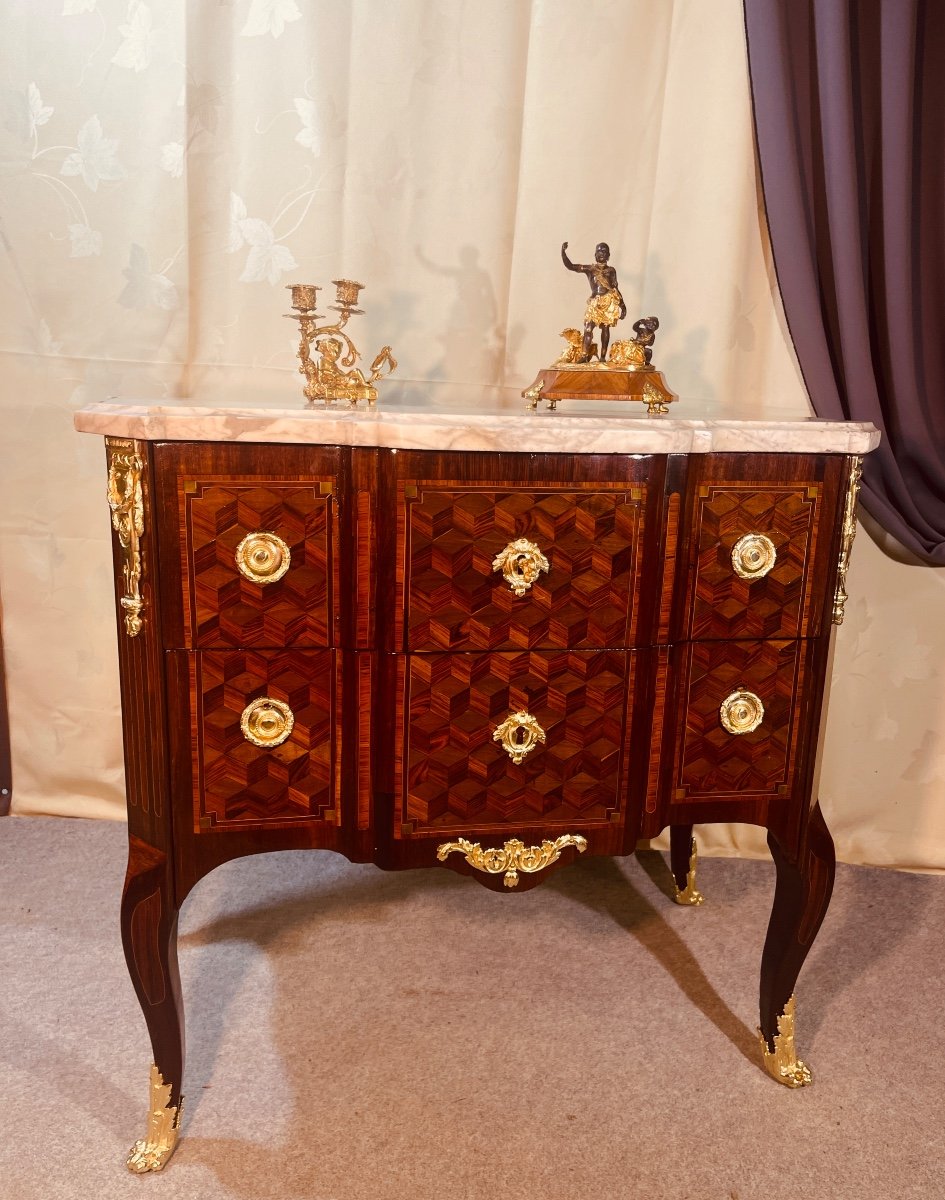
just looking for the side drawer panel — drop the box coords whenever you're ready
[174,648,341,834]
[154,443,341,649]
[670,638,814,808]
[680,454,844,641]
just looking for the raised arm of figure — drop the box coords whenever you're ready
[561,242,585,273]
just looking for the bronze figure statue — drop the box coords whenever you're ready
[521,242,676,416]
[561,241,627,363]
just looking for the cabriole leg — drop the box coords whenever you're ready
[120,835,185,1172]
[759,803,836,1087]
[670,824,704,906]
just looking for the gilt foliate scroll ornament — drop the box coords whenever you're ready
[673,836,705,906]
[126,1064,182,1173]
[719,690,764,735]
[492,538,550,597]
[285,280,396,406]
[493,710,546,764]
[833,456,862,625]
[106,438,146,637]
[731,532,777,580]
[523,243,676,415]
[240,697,294,748]
[758,995,812,1088]
[437,835,588,888]
[235,531,291,584]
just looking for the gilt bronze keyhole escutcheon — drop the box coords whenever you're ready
[492,538,550,597]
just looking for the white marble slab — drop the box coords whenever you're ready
[74,385,881,455]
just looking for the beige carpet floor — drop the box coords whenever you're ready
[1,814,943,1200]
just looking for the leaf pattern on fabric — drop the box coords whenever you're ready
[902,730,945,785]
[293,98,318,154]
[60,116,126,191]
[68,224,102,257]
[190,83,222,134]
[112,1,156,72]
[161,141,184,177]
[228,192,248,252]
[27,84,54,136]
[118,244,179,309]
[237,217,298,284]
[241,0,301,39]
[35,320,63,355]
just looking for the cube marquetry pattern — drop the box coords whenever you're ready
[403,485,644,650]
[688,483,823,640]
[192,650,337,831]
[400,650,630,834]
[674,640,804,803]
[180,478,335,648]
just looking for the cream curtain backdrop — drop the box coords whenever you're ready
[0,0,942,866]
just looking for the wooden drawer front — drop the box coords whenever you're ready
[165,465,338,649]
[189,650,339,832]
[401,484,645,651]
[671,639,810,806]
[397,650,632,837]
[684,457,842,640]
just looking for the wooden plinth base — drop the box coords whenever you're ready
[522,366,677,415]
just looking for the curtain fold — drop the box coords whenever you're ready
[744,0,945,564]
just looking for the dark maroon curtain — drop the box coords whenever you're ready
[744,0,945,564]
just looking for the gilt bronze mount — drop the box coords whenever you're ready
[523,241,676,416]
[286,279,396,406]
[437,835,588,888]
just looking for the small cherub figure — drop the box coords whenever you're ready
[607,316,660,369]
[630,316,659,365]
[309,336,377,404]
[561,241,627,363]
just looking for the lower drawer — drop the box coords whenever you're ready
[173,649,341,833]
[669,638,814,808]
[395,650,634,838]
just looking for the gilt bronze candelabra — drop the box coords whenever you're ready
[285,279,396,406]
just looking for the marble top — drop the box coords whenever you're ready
[74,382,881,455]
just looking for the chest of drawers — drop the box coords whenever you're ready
[77,396,878,1172]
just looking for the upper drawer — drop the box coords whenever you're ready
[392,452,659,652]
[678,454,845,641]
[154,443,340,649]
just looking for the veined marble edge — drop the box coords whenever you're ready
[73,403,880,454]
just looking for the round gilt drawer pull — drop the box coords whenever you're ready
[240,697,294,748]
[731,532,777,580]
[719,690,765,735]
[235,531,291,584]
[492,538,550,597]
[493,710,546,764]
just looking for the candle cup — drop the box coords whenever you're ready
[332,278,365,309]
[287,283,321,312]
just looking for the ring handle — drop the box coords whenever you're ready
[235,532,291,584]
[731,533,777,580]
[719,690,765,735]
[240,697,295,747]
